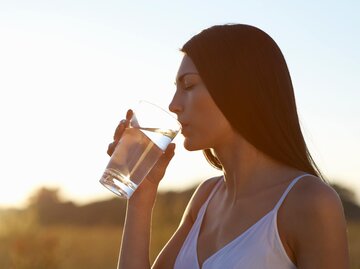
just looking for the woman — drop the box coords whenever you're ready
[108,24,349,268]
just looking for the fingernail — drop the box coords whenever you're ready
[126,109,133,120]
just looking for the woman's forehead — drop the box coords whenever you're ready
[176,55,199,79]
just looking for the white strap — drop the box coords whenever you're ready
[273,173,311,211]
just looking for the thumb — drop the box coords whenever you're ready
[158,143,176,167]
[164,143,176,160]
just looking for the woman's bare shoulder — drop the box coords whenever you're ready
[184,176,222,223]
[287,175,343,215]
[282,175,347,262]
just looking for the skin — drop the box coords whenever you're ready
[111,55,350,269]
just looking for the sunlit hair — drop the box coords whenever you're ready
[181,24,325,180]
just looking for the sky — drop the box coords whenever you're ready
[0,0,359,208]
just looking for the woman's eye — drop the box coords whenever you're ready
[184,83,194,90]
[181,76,199,90]
[183,80,196,90]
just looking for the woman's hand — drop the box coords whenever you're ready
[107,109,133,156]
[107,109,176,205]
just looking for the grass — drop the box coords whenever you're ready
[0,225,122,269]
[0,216,359,268]
[348,221,360,269]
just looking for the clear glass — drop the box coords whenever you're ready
[99,100,181,199]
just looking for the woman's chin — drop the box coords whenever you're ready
[183,138,203,151]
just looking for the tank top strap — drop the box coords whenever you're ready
[273,173,311,212]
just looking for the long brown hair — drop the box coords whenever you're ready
[181,24,325,180]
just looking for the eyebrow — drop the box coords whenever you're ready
[174,72,199,85]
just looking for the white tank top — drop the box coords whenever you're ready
[174,174,311,269]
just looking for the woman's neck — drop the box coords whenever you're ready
[213,133,301,204]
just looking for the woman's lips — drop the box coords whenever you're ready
[179,121,187,128]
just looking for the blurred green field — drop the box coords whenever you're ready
[1,219,359,268]
[1,185,359,268]
[348,222,360,269]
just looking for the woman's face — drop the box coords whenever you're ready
[169,55,233,151]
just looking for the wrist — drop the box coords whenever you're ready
[127,183,158,210]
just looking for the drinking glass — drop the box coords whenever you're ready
[99,100,181,199]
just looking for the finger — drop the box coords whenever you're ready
[114,109,133,141]
[165,143,176,155]
[114,120,126,141]
[107,141,118,156]
[128,109,140,128]
[158,143,176,166]
[126,109,133,121]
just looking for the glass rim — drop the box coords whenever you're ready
[137,99,182,129]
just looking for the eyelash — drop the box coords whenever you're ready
[184,84,194,90]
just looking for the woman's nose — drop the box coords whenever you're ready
[168,93,182,114]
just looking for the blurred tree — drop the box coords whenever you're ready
[28,187,127,226]
[28,187,62,205]
[331,184,357,203]
[331,184,360,221]
[28,188,64,225]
